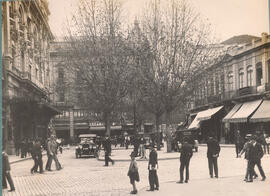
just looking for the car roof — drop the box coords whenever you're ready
[79,134,97,138]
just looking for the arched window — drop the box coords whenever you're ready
[247,65,253,86]
[18,6,24,32]
[239,68,244,88]
[27,18,31,41]
[227,71,233,91]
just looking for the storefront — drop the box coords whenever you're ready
[188,106,225,143]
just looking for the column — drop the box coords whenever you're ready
[69,108,74,143]
[262,49,267,85]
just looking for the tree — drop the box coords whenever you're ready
[65,0,131,135]
[139,0,218,151]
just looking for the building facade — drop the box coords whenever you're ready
[188,33,270,143]
[2,0,59,154]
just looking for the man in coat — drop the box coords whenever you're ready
[148,144,159,191]
[207,135,221,178]
[103,135,115,166]
[235,130,243,158]
[2,150,15,192]
[246,135,266,182]
[46,135,62,171]
[177,137,193,183]
[31,139,44,174]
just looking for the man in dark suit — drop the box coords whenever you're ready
[246,135,266,182]
[177,137,193,183]
[207,135,220,178]
[2,150,15,192]
[148,144,159,191]
[31,139,44,174]
[103,135,114,166]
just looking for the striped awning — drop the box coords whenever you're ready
[250,100,270,122]
[188,106,223,130]
[229,99,262,123]
[197,106,224,121]
[222,103,242,122]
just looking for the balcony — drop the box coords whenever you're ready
[21,72,45,93]
[237,86,256,96]
[11,66,22,77]
[21,72,31,80]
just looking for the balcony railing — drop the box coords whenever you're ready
[11,66,21,77]
[21,72,31,80]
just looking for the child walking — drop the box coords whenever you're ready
[128,151,139,194]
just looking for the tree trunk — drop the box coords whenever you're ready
[165,110,172,152]
[155,114,161,150]
[104,112,111,136]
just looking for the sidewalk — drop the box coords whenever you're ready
[133,174,270,196]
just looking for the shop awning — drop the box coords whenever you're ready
[197,106,224,121]
[250,100,270,122]
[222,103,242,122]
[229,99,263,123]
[188,106,223,130]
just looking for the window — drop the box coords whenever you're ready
[35,68,38,79]
[58,67,64,82]
[247,66,253,86]
[215,76,219,95]
[59,92,64,102]
[228,71,233,91]
[239,68,244,88]
[256,63,262,86]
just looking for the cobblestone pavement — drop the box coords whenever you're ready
[2,146,270,196]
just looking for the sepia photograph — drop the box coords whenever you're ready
[1,0,270,195]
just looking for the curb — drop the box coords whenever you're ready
[199,144,235,148]
[97,156,180,162]
[10,152,47,164]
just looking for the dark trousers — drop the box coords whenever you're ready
[46,153,61,170]
[208,157,218,177]
[2,171,15,190]
[248,159,266,180]
[180,158,190,181]
[149,170,159,190]
[105,151,113,166]
[263,144,269,154]
[32,155,43,173]
[245,160,257,180]
[235,144,241,157]
[46,154,52,170]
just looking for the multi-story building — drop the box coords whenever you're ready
[2,0,60,154]
[188,33,270,143]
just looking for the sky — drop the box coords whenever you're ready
[48,0,269,42]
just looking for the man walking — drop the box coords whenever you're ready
[239,134,258,181]
[148,145,159,191]
[103,135,115,166]
[2,150,15,192]
[235,130,243,158]
[246,136,266,182]
[31,139,44,174]
[207,135,220,178]
[177,137,193,183]
[46,135,62,171]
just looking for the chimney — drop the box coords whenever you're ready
[261,32,268,43]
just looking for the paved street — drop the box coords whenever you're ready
[3,146,270,196]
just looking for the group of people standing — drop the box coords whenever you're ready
[30,135,63,174]
[128,144,159,194]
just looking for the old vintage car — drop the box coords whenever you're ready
[75,134,99,158]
